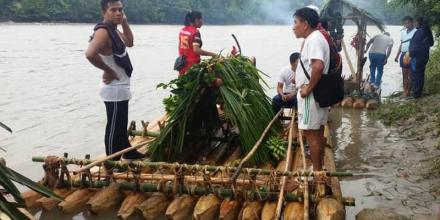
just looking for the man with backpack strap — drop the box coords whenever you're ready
[293,7,341,171]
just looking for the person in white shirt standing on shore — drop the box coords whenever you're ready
[394,16,416,97]
[293,7,330,171]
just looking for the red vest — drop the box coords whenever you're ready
[178,26,201,74]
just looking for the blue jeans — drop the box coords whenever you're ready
[410,57,428,98]
[369,53,386,87]
[272,93,297,113]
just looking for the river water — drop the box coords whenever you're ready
[0,23,437,219]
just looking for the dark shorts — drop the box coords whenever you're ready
[400,52,411,68]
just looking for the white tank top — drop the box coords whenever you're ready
[99,54,131,102]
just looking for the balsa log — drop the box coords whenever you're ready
[86,183,123,214]
[193,194,221,220]
[137,192,170,220]
[117,192,149,220]
[58,189,95,213]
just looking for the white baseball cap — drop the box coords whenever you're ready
[306,5,320,16]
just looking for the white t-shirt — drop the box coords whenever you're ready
[295,30,330,89]
[278,66,296,93]
[99,54,131,102]
[400,28,416,52]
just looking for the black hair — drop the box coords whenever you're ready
[101,0,121,11]
[402,16,413,22]
[416,16,434,45]
[293,7,320,29]
[184,11,202,26]
[320,18,329,31]
[290,52,300,63]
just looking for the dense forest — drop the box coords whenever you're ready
[0,0,417,25]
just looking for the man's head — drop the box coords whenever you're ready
[384,32,390,37]
[101,0,124,25]
[402,16,414,29]
[184,11,203,28]
[290,52,300,71]
[293,7,320,39]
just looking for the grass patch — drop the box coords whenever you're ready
[373,100,419,125]
[425,41,440,94]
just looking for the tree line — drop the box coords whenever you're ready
[0,0,416,25]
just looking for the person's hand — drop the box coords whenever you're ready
[300,85,311,98]
[103,71,119,84]
[384,59,388,66]
[394,57,399,63]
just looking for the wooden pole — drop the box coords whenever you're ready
[298,130,309,220]
[274,111,296,219]
[230,109,282,183]
[74,139,152,174]
[342,40,356,77]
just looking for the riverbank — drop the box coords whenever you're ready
[370,45,440,219]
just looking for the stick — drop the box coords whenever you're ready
[274,110,296,219]
[74,140,152,174]
[230,109,282,183]
[299,130,309,220]
[342,40,356,77]
[232,34,242,54]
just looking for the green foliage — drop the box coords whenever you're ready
[151,55,281,164]
[392,0,440,31]
[372,100,419,125]
[425,41,440,94]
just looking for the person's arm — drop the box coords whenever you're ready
[394,44,402,62]
[365,37,374,52]
[300,59,324,97]
[385,42,393,65]
[277,82,284,96]
[193,44,216,57]
[85,29,119,84]
[119,14,134,47]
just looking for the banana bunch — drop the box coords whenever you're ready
[265,136,287,161]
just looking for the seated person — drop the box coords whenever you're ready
[272,52,300,113]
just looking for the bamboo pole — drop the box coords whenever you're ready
[274,111,296,219]
[231,109,283,182]
[32,156,352,178]
[342,40,356,77]
[73,139,152,174]
[298,130,309,220]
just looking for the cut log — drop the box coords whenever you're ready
[36,188,73,211]
[58,189,95,213]
[341,97,354,108]
[353,98,365,109]
[22,190,43,208]
[86,183,123,214]
[261,201,277,220]
[219,199,242,220]
[283,202,304,220]
[366,99,379,110]
[137,192,170,220]
[165,194,197,220]
[316,198,345,220]
[193,194,221,220]
[117,192,148,220]
[238,201,263,220]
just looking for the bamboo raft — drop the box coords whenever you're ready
[22,110,355,220]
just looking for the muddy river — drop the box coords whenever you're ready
[0,23,437,219]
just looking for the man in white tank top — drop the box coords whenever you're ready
[86,0,144,160]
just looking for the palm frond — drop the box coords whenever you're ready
[321,0,385,31]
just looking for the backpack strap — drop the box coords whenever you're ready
[300,59,311,80]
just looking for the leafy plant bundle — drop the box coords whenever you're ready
[150,55,281,164]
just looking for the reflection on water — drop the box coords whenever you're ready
[0,23,424,219]
[331,108,440,219]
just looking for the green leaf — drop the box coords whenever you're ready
[0,196,28,220]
